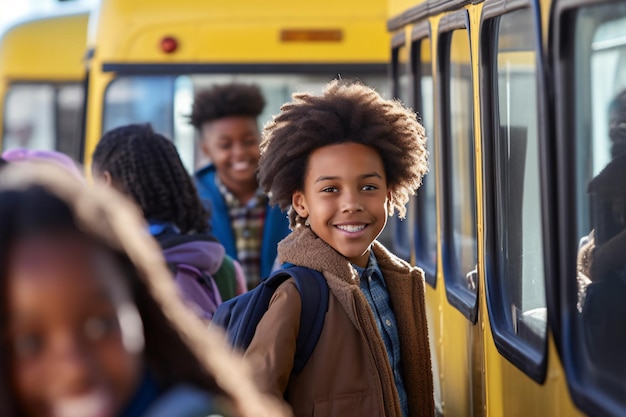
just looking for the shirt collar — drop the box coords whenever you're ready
[352,250,386,286]
[214,174,265,208]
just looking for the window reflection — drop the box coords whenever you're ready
[392,44,414,261]
[3,85,55,152]
[573,4,626,379]
[495,8,546,348]
[446,28,477,296]
[414,38,437,279]
[2,83,83,160]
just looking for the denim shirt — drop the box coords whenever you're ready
[353,251,408,417]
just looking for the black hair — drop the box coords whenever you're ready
[258,80,428,227]
[189,83,265,130]
[0,185,225,416]
[92,124,209,234]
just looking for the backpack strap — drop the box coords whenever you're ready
[212,256,237,301]
[269,266,329,374]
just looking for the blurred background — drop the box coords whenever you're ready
[0,0,95,35]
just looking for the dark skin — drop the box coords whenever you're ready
[199,116,261,204]
[7,234,143,417]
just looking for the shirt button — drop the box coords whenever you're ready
[385,319,392,327]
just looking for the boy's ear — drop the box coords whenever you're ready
[291,191,309,218]
[198,124,213,158]
[200,141,211,158]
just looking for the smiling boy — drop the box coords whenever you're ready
[247,80,435,417]
[190,83,290,288]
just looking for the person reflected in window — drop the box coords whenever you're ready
[576,89,626,376]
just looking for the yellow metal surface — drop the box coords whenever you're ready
[89,0,389,63]
[0,12,88,81]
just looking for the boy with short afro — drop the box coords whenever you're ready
[248,80,434,417]
[190,83,291,288]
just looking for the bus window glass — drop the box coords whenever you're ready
[414,37,436,281]
[103,74,388,174]
[495,8,546,348]
[103,76,176,139]
[173,75,197,171]
[57,84,84,160]
[573,3,626,382]
[445,28,477,301]
[392,44,413,260]
[3,85,55,152]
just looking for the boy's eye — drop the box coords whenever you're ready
[13,333,44,358]
[321,186,338,193]
[217,142,232,150]
[362,184,378,191]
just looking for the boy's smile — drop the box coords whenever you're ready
[292,142,389,268]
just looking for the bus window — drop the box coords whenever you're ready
[391,42,413,261]
[440,23,478,320]
[412,33,436,284]
[568,1,626,408]
[3,84,55,151]
[103,75,176,141]
[102,73,388,173]
[57,83,84,158]
[484,6,547,379]
[0,11,88,161]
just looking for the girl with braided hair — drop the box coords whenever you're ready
[91,124,246,320]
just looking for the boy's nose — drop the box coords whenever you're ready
[232,142,247,158]
[341,192,364,213]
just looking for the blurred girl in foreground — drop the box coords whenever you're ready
[0,162,290,417]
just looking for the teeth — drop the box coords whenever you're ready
[53,390,111,417]
[337,224,365,233]
[232,162,250,171]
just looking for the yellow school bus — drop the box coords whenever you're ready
[0,10,88,159]
[83,0,391,172]
[387,0,626,415]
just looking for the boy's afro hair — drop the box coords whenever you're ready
[258,79,428,228]
[189,83,265,129]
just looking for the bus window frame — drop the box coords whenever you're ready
[390,30,413,263]
[480,0,552,384]
[411,21,437,286]
[437,9,479,323]
[100,63,389,76]
[553,0,626,415]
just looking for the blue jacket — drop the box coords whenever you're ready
[194,164,291,280]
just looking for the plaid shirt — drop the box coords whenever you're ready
[354,251,408,417]
[216,177,266,288]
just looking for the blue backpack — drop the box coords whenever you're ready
[211,266,329,374]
